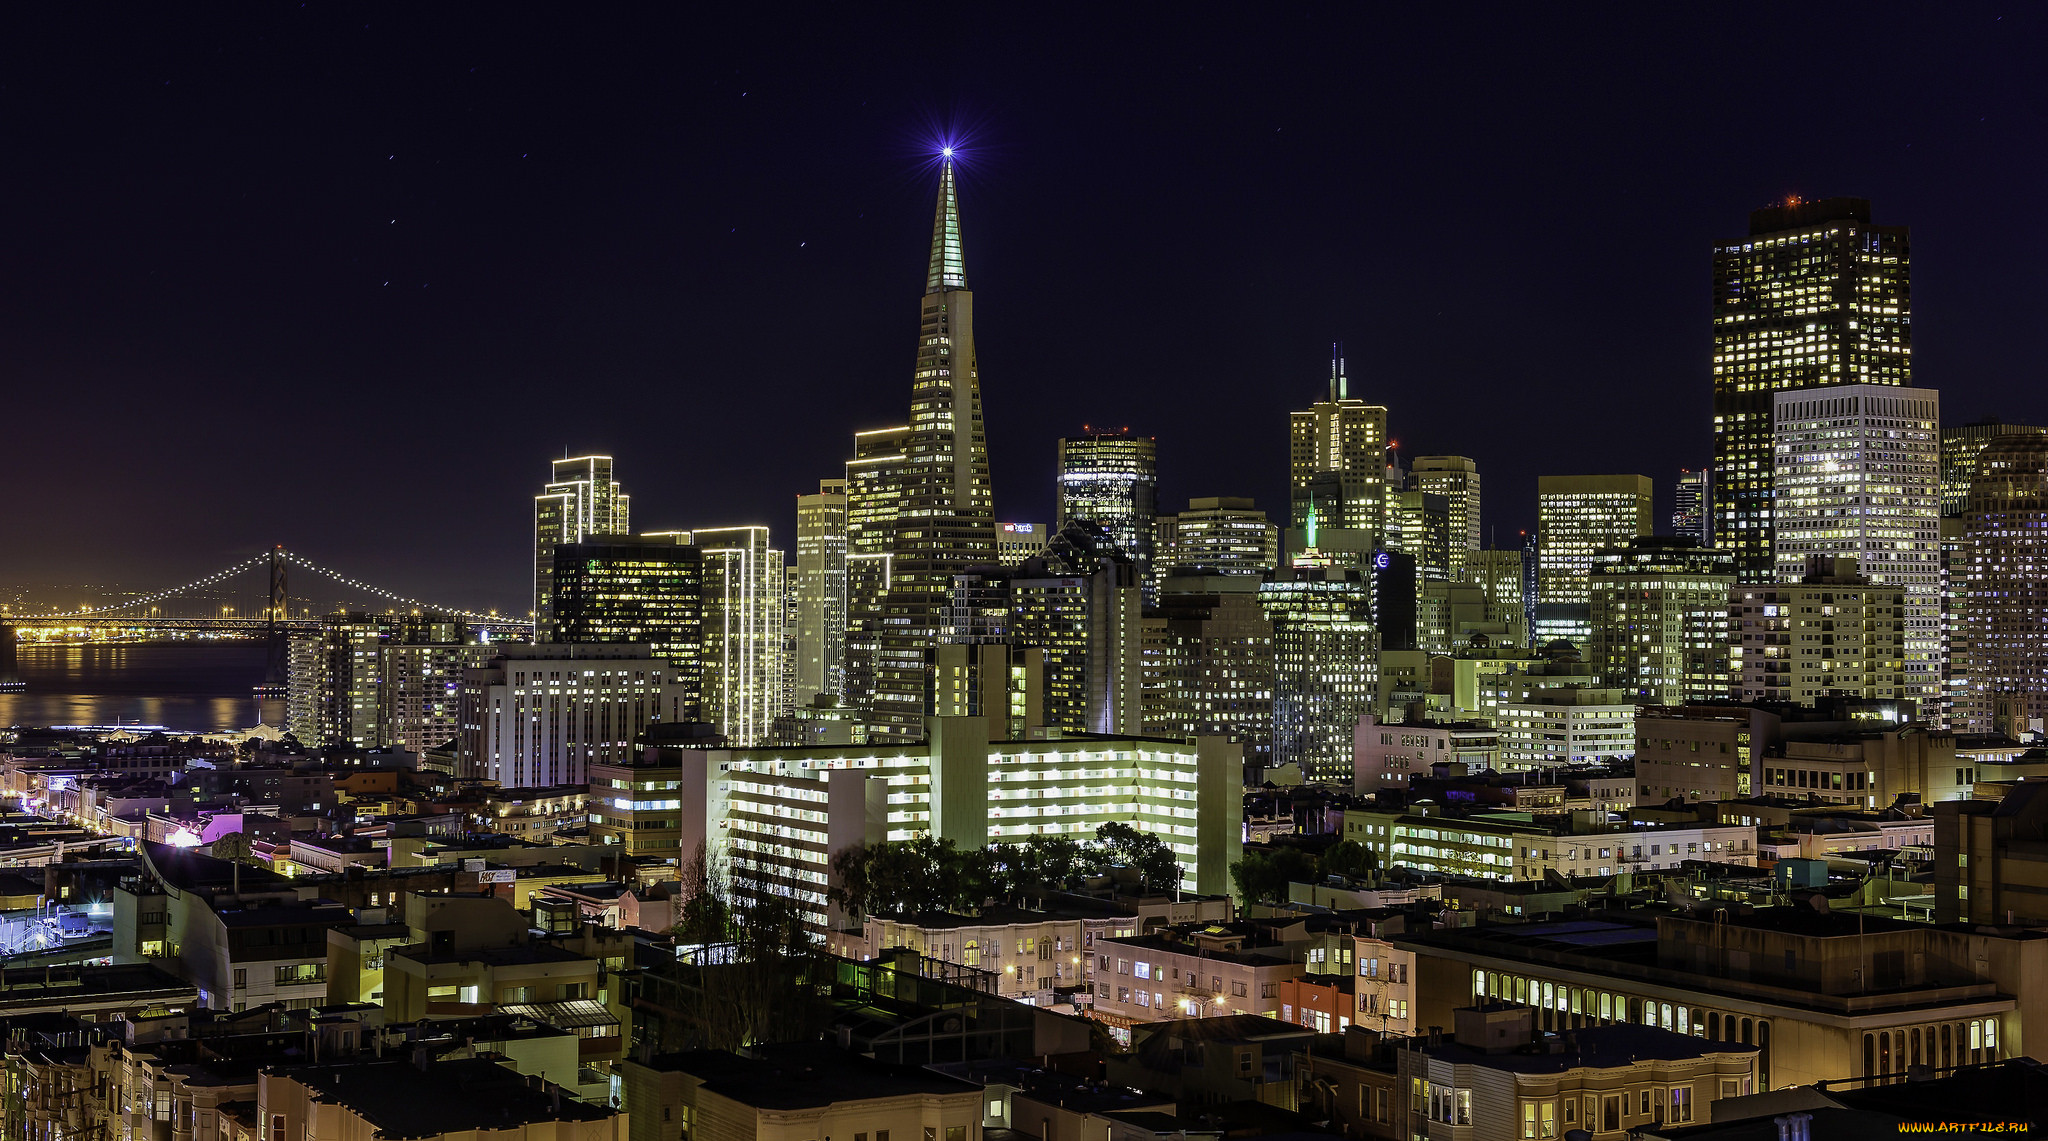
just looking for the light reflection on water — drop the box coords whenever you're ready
[1,643,284,733]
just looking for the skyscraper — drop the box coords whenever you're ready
[533,455,630,633]
[1588,537,1736,706]
[842,426,909,720]
[457,644,689,788]
[1672,468,1709,544]
[1144,576,1274,780]
[1942,419,2048,519]
[1289,349,1389,547]
[1410,456,1481,579]
[1057,429,1158,598]
[870,155,996,743]
[794,479,848,703]
[1259,566,1378,784]
[1156,497,1279,581]
[550,535,705,717]
[1535,475,1654,649]
[1773,385,1940,705]
[1711,197,1911,581]
[1960,435,2048,736]
[663,525,788,747]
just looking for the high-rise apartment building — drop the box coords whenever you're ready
[381,640,497,755]
[1289,351,1389,547]
[1672,468,1709,544]
[1942,419,2048,519]
[533,456,630,633]
[1711,197,1911,581]
[1156,497,1279,581]
[1411,456,1481,579]
[457,644,690,788]
[1731,556,1908,708]
[1143,576,1274,779]
[1773,385,1941,706]
[286,611,475,749]
[794,479,849,703]
[1259,566,1378,784]
[549,536,705,717]
[870,156,997,743]
[1588,538,1736,706]
[1959,435,2048,736]
[646,526,787,747]
[1535,475,1653,649]
[1057,430,1158,597]
[843,426,909,721]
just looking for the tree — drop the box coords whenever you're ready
[1321,839,1377,880]
[1095,822,1185,893]
[1229,845,1318,907]
[208,832,261,866]
[665,841,829,1052]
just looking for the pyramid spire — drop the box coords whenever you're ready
[925,155,967,294]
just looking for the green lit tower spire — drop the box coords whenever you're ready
[868,152,996,742]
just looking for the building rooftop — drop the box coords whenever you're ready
[279,1057,613,1138]
[642,1041,979,1109]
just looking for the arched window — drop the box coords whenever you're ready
[1865,1034,1876,1080]
[964,940,981,967]
[1740,1017,1752,1044]
[1910,1027,1921,1067]
[1941,1023,1953,1070]
[1880,1031,1892,1079]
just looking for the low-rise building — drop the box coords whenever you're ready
[618,1042,982,1141]
[1352,714,1497,790]
[259,1057,621,1141]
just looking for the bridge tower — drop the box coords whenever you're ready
[257,545,290,696]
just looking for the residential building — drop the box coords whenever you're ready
[870,155,997,744]
[1731,556,1909,709]
[260,1057,622,1141]
[457,643,691,788]
[651,717,1243,936]
[1058,430,1159,599]
[534,455,631,631]
[1496,686,1636,770]
[1396,1005,1757,1139]
[618,1043,981,1141]
[1411,456,1481,580]
[1588,537,1736,705]
[1291,350,1390,548]
[794,479,849,703]
[1535,475,1653,649]
[1773,384,1941,705]
[1352,713,1498,790]
[1712,197,1912,582]
[381,640,498,754]
[1959,434,2048,737]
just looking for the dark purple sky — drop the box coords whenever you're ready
[5,5,2044,612]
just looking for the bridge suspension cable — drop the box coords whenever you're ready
[21,549,518,624]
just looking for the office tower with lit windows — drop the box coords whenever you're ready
[1388,489,1452,587]
[1289,351,1390,548]
[1470,548,1531,649]
[1673,468,1709,544]
[1960,435,2048,736]
[288,612,478,750]
[1259,566,1378,784]
[869,155,997,744]
[1010,522,1143,736]
[457,644,689,788]
[1535,475,1654,649]
[1057,430,1158,599]
[533,455,630,634]
[1711,197,1911,581]
[1411,456,1481,579]
[549,535,705,717]
[1942,419,2048,519]
[1773,385,1940,707]
[842,426,909,721]
[995,522,1049,564]
[1588,537,1736,705]
[1144,576,1274,779]
[794,479,848,703]
[1156,497,1279,583]
[644,526,788,747]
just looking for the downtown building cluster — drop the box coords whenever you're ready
[27,175,2048,1136]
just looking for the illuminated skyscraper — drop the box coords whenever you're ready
[1711,197,1910,581]
[1156,497,1279,581]
[795,479,848,703]
[870,156,997,743]
[1960,435,2048,735]
[1773,385,1940,706]
[842,426,908,721]
[1289,350,1389,547]
[683,526,787,747]
[1145,576,1274,778]
[1410,456,1481,579]
[1942,419,2047,519]
[1259,566,1378,784]
[1588,537,1736,705]
[533,455,630,634]
[1535,475,1654,649]
[550,535,705,717]
[996,522,1049,564]
[1673,468,1709,544]
[1057,430,1158,598]
[1011,522,1143,736]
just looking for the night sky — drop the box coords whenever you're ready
[6,6,2045,613]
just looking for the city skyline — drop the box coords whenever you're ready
[5,8,2048,614]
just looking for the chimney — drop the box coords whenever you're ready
[1774,1113,1812,1141]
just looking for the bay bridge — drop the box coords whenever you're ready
[3,546,533,658]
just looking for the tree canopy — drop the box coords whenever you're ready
[1229,839,1379,907]
[830,824,1185,918]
